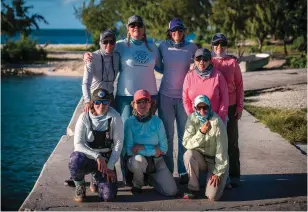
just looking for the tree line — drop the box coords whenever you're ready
[75,0,306,55]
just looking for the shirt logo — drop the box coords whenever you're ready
[133,51,150,64]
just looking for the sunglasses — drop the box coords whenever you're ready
[213,41,227,47]
[196,105,209,111]
[136,99,150,104]
[94,99,110,105]
[102,40,115,45]
[195,56,210,62]
[170,27,184,33]
[129,22,144,28]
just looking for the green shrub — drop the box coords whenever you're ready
[291,36,306,51]
[1,37,47,64]
[286,54,307,68]
[245,105,307,144]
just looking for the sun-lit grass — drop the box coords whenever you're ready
[244,105,307,144]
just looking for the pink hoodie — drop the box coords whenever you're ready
[183,68,229,122]
[211,56,244,112]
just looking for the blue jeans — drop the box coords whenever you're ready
[115,95,158,124]
[69,151,118,201]
[158,94,187,175]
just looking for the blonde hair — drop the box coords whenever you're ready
[126,25,152,52]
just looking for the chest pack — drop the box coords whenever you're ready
[87,114,114,154]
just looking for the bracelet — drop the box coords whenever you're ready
[199,129,206,135]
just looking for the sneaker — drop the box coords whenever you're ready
[74,184,86,202]
[89,177,98,193]
[131,186,142,195]
[64,177,75,187]
[183,190,199,199]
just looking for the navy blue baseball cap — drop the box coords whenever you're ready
[168,18,186,31]
[212,33,228,44]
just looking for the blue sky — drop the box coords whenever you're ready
[26,0,98,29]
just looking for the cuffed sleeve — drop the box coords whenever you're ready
[234,62,244,112]
[183,73,194,115]
[218,72,229,123]
[182,116,205,149]
[124,119,134,156]
[74,113,101,160]
[212,118,229,177]
[107,116,124,170]
[82,63,94,103]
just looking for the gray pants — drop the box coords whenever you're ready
[127,155,178,197]
[184,150,228,201]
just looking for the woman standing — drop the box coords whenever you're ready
[182,48,229,123]
[82,29,120,111]
[84,15,161,123]
[158,18,198,182]
[124,89,177,196]
[211,33,244,187]
[69,88,124,202]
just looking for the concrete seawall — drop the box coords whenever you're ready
[20,69,307,211]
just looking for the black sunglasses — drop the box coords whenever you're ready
[102,40,115,45]
[94,99,110,105]
[170,27,184,32]
[136,99,150,104]
[196,105,209,111]
[129,22,144,28]
[213,41,227,47]
[195,56,210,62]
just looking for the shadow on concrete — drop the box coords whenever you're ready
[221,173,307,201]
[80,173,307,204]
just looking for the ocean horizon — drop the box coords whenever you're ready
[1,29,196,45]
[1,29,93,45]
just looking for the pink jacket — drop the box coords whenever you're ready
[183,68,229,122]
[211,56,244,112]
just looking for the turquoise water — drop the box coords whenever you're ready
[1,76,82,211]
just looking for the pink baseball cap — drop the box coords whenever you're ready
[134,89,151,102]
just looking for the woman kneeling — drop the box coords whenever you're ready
[69,88,124,202]
[183,95,228,201]
[124,89,177,196]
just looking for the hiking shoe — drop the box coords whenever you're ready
[131,186,142,195]
[74,184,86,202]
[183,190,200,199]
[90,177,98,193]
[64,177,75,187]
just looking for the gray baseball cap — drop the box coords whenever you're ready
[127,15,144,25]
[99,29,116,42]
[194,48,212,60]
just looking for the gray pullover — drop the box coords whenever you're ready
[82,49,120,103]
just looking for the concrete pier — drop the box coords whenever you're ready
[20,69,307,211]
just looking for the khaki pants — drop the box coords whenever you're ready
[127,155,177,197]
[184,150,228,201]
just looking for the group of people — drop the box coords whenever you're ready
[67,14,244,203]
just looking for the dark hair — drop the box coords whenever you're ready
[166,31,186,41]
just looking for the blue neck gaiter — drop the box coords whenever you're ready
[167,39,187,48]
